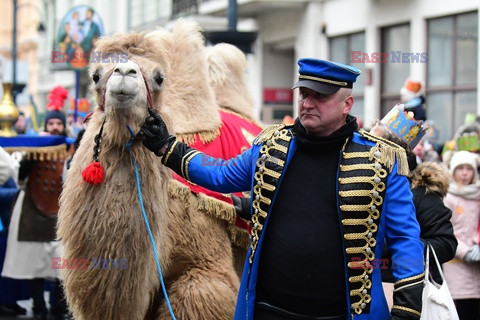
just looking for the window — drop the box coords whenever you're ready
[380,24,411,117]
[329,32,366,121]
[427,12,478,143]
[128,0,170,29]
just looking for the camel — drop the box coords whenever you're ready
[161,41,263,278]
[58,21,241,320]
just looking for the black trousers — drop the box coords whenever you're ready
[255,302,346,320]
[454,299,480,320]
[29,278,68,316]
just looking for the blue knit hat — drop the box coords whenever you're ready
[44,110,66,127]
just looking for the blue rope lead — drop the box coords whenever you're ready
[126,125,177,320]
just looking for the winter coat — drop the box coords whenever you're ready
[382,162,457,282]
[410,163,457,263]
[443,186,480,299]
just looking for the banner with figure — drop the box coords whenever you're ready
[56,5,105,70]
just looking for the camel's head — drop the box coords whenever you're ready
[104,59,163,110]
[206,43,255,120]
[86,20,221,147]
[89,32,169,135]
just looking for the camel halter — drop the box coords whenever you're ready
[81,69,176,318]
[125,126,176,319]
[124,76,176,319]
[82,71,155,185]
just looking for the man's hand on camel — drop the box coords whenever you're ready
[138,108,175,156]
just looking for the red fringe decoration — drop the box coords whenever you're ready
[82,161,104,185]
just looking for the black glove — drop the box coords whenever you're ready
[231,194,251,220]
[138,108,175,156]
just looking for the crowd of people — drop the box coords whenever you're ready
[0,86,87,320]
[0,56,479,320]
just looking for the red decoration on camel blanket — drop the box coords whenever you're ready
[82,161,104,185]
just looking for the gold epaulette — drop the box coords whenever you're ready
[359,129,409,176]
[253,124,293,145]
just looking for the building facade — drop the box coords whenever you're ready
[31,0,480,142]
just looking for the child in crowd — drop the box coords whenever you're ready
[443,150,480,320]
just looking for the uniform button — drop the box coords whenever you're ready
[374,151,381,158]
[367,232,373,238]
[261,154,267,160]
[255,195,260,200]
[253,223,258,228]
[364,275,369,280]
[362,289,367,294]
[372,191,379,198]
[361,303,366,309]
[255,209,259,214]
[375,163,381,170]
[274,130,280,135]
[370,205,376,211]
[267,141,273,146]
[374,176,381,183]
[257,181,261,186]
[366,248,372,254]
[368,219,373,225]
[259,167,264,172]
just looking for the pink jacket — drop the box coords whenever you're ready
[443,191,480,299]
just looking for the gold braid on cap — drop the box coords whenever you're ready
[299,75,349,87]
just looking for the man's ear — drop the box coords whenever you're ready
[343,95,354,115]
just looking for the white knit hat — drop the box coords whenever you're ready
[449,150,479,183]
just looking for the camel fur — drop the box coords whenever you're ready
[58,21,240,320]
[206,43,257,121]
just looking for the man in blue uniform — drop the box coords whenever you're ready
[139,58,425,320]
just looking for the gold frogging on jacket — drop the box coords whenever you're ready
[249,125,292,264]
[338,130,409,315]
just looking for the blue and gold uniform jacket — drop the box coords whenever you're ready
[162,124,425,320]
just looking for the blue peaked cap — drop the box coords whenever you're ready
[292,58,361,95]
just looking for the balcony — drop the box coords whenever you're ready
[172,0,199,17]
[173,0,313,19]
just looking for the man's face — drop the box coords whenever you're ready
[46,118,65,135]
[297,87,353,137]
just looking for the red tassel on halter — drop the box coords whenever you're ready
[82,161,104,185]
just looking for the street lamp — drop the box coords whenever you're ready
[11,0,45,103]
[204,0,257,54]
